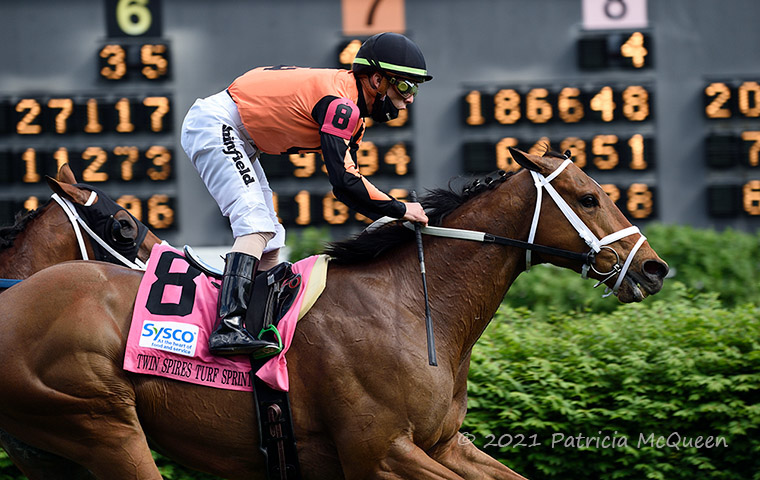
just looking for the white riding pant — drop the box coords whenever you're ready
[181,90,285,252]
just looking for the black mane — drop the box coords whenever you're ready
[0,206,45,252]
[324,170,515,264]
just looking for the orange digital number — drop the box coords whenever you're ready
[117,195,143,221]
[146,146,172,181]
[560,137,587,168]
[384,143,411,175]
[738,81,760,118]
[620,32,648,68]
[147,194,175,229]
[289,153,317,178]
[21,148,41,183]
[356,142,379,176]
[592,135,620,170]
[464,90,486,126]
[114,146,140,181]
[627,183,653,219]
[622,85,649,121]
[141,44,169,80]
[115,98,135,133]
[143,96,170,132]
[495,137,520,172]
[386,108,408,127]
[742,180,760,215]
[47,98,74,134]
[53,147,69,172]
[558,87,584,123]
[628,134,648,170]
[494,89,521,125]
[601,184,621,203]
[81,146,109,182]
[294,190,311,226]
[15,99,42,134]
[100,44,127,80]
[323,193,349,225]
[741,131,760,166]
[525,88,552,124]
[704,82,732,119]
[590,86,615,122]
[84,98,104,134]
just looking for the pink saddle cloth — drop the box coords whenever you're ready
[123,244,327,392]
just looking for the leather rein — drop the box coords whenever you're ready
[390,158,646,298]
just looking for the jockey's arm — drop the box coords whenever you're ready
[313,96,427,224]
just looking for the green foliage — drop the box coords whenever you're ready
[0,450,24,480]
[644,223,760,307]
[152,451,222,479]
[464,286,760,479]
[284,226,332,262]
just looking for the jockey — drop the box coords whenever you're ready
[181,32,432,358]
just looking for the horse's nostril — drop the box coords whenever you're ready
[644,260,668,279]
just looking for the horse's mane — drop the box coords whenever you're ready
[0,206,45,252]
[324,170,516,264]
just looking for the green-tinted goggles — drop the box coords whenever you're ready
[389,77,418,98]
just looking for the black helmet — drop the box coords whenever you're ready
[352,32,432,83]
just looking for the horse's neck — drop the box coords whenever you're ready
[423,177,536,364]
[0,210,81,279]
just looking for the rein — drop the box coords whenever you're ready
[392,158,646,298]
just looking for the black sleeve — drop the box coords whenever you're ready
[312,97,407,220]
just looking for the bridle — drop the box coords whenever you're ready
[0,192,148,289]
[50,192,148,270]
[396,158,647,298]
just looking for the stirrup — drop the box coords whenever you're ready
[252,325,283,359]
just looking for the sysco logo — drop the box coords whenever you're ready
[142,322,197,343]
[139,321,200,357]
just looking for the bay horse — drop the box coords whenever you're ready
[0,163,162,477]
[0,149,668,479]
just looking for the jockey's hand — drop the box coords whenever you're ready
[403,202,429,227]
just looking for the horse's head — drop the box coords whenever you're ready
[508,147,668,303]
[45,164,162,265]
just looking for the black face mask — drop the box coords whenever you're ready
[72,184,150,264]
[370,93,400,123]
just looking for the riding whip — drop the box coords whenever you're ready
[411,191,438,367]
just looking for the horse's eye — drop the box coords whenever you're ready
[580,195,599,208]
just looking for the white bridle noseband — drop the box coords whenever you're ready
[526,159,646,297]
[51,193,147,271]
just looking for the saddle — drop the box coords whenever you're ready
[184,245,300,350]
[184,245,303,480]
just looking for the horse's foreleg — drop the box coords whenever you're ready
[429,433,529,480]
[342,436,466,480]
[0,430,95,480]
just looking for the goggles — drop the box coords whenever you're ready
[388,77,418,98]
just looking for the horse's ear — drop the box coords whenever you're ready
[45,176,92,205]
[56,163,78,185]
[508,147,540,172]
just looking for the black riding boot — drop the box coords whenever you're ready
[208,252,279,357]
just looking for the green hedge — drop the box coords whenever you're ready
[465,285,760,479]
